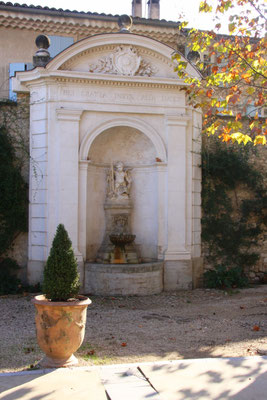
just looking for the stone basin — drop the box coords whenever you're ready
[109,233,136,247]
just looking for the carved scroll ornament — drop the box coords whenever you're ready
[89,46,156,77]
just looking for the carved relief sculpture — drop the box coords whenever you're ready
[89,45,157,77]
[112,45,141,76]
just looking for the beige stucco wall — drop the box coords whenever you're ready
[0,27,77,99]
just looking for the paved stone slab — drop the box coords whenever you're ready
[140,356,267,400]
[0,369,107,400]
[100,365,161,400]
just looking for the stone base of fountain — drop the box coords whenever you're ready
[84,261,163,296]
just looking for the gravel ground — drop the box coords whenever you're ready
[0,285,266,372]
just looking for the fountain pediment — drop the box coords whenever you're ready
[58,44,176,79]
[44,33,200,81]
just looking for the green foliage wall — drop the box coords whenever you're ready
[0,126,28,255]
[0,125,28,294]
[202,140,267,288]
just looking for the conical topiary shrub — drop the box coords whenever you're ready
[43,224,80,301]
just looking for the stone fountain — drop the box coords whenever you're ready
[84,161,163,296]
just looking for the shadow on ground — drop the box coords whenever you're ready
[0,285,266,371]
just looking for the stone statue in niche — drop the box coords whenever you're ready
[107,161,131,200]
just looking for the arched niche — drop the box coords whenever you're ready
[86,126,159,262]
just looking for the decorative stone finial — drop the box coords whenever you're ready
[187,50,200,65]
[118,15,133,32]
[33,34,51,67]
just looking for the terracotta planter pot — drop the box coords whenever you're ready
[32,295,91,368]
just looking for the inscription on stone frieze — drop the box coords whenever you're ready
[60,88,182,106]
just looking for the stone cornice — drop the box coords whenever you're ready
[14,68,186,92]
[54,75,185,89]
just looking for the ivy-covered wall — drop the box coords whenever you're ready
[202,136,267,285]
[0,94,30,283]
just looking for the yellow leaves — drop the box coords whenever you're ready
[172,53,181,62]
[230,133,252,145]
[206,121,221,136]
[228,22,236,33]
[218,129,266,146]
[179,21,188,30]
[199,1,213,13]
[191,43,201,52]
[258,57,266,66]
[211,98,217,107]
[241,72,251,83]
[254,135,267,146]
[247,87,255,95]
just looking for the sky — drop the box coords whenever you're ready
[16,0,237,32]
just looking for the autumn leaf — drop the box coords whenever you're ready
[253,325,260,331]
[230,133,252,145]
[206,89,213,98]
[199,1,213,13]
[254,135,267,146]
[219,133,231,143]
[228,22,236,33]
[241,72,251,83]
